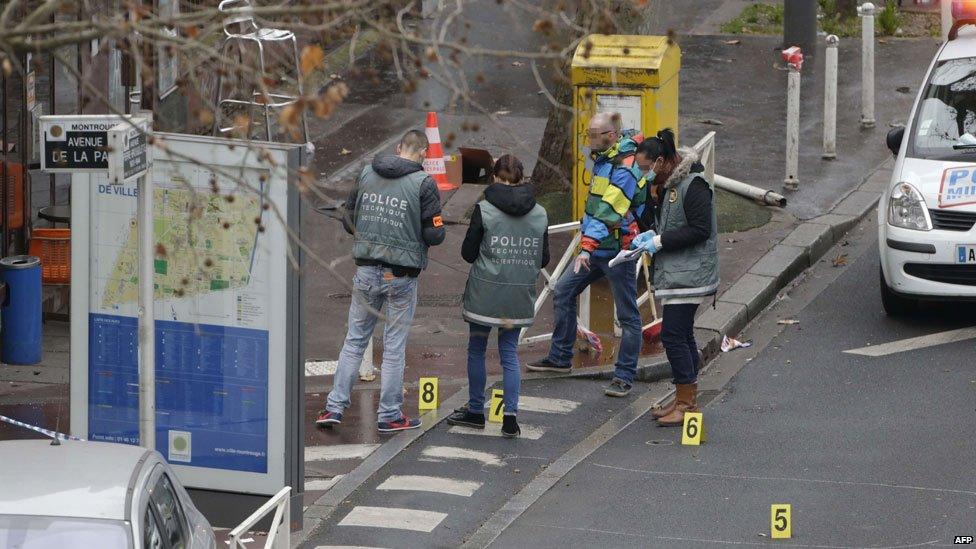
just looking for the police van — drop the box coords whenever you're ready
[880,1,976,314]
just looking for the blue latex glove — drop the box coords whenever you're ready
[631,230,658,253]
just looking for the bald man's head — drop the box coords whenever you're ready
[587,112,620,154]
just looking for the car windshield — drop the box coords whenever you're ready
[912,57,976,158]
[0,515,130,549]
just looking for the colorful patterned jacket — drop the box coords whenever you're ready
[580,134,648,257]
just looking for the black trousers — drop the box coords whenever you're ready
[661,303,700,385]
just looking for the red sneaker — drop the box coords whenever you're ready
[377,417,421,433]
[315,410,342,427]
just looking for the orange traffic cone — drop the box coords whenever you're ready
[423,112,455,191]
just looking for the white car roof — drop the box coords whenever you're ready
[0,439,151,521]
[940,27,976,61]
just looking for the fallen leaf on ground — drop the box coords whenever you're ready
[339,148,351,155]
[896,86,911,93]
[699,119,724,126]
[878,38,889,44]
[723,39,741,45]
[777,319,799,325]
[832,253,848,267]
[494,110,510,116]
[511,61,523,67]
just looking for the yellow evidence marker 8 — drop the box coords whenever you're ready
[418,377,438,411]
[770,504,792,539]
[489,389,504,423]
[681,411,705,445]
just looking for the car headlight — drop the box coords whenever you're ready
[888,182,931,231]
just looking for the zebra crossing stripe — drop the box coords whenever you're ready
[314,546,388,549]
[420,446,504,467]
[518,396,580,414]
[305,476,343,491]
[338,506,447,532]
[305,444,380,462]
[448,423,546,440]
[376,475,482,497]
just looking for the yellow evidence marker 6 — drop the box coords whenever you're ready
[489,389,504,423]
[418,377,438,411]
[681,412,705,445]
[770,504,792,539]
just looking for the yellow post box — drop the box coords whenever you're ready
[571,35,681,219]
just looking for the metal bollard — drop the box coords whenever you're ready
[823,35,839,159]
[859,2,876,128]
[783,47,803,191]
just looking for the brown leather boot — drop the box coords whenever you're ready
[657,383,698,427]
[651,396,676,419]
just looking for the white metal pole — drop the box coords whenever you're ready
[823,35,839,159]
[784,64,801,191]
[860,2,876,128]
[137,172,155,450]
[942,0,953,42]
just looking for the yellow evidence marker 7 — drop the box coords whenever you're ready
[489,389,504,423]
[418,377,438,411]
[770,504,792,539]
[681,411,705,445]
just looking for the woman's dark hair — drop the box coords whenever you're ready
[636,128,678,162]
[493,154,524,184]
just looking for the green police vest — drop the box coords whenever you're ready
[463,201,548,328]
[653,171,720,298]
[351,167,427,270]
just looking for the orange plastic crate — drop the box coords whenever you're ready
[29,228,71,284]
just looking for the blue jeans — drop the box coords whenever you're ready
[466,322,521,415]
[661,303,700,385]
[326,265,419,422]
[546,254,641,383]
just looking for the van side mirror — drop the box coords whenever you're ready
[886,127,905,156]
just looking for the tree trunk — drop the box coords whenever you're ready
[529,0,641,196]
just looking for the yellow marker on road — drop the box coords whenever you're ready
[489,389,504,423]
[418,377,438,411]
[770,504,792,539]
[681,412,705,445]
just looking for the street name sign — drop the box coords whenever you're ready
[40,114,126,172]
[107,118,152,184]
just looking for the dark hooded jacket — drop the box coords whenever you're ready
[462,183,550,267]
[343,155,446,277]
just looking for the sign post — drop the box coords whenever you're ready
[108,117,154,449]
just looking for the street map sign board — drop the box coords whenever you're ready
[70,132,306,521]
[107,118,152,184]
[40,115,127,172]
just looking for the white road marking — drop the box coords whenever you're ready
[305,476,343,491]
[420,445,504,467]
[448,423,546,440]
[305,444,380,462]
[518,396,580,414]
[376,475,482,497]
[338,506,447,532]
[843,326,976,357]
[305,360,338,377]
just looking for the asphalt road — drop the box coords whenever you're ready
[490,213,976,548]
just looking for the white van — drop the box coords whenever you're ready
[879,5,976,315]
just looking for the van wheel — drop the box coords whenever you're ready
[880,266,917,316]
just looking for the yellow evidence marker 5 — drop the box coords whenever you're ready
[771,504,792,539]
[681,411,705,445]
[489,389,504,423]
[418,377,438,411]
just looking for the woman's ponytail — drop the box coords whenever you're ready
[655,128,677,161]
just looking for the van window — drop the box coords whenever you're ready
[911,57,976,158]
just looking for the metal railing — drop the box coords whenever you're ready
[228,486,291,549]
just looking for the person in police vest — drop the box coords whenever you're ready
[447,155,550,438]
[631,128,719,427]
[316,129,446,433]
[527,112,646,399]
